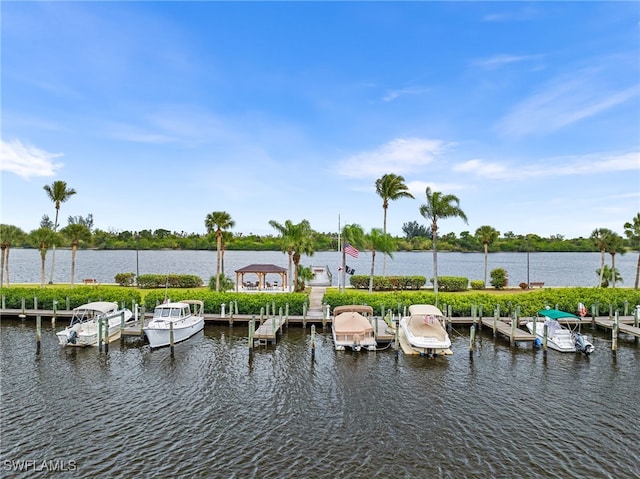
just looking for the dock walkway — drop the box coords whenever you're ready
[254,316,287,345]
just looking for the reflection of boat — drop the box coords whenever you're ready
[57,301,133,347]
[400,304,451,356]
[525,309,594,355]
[144,300,205,348]
[332,305,376,351]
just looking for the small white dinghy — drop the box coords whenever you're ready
[144,300,205,348]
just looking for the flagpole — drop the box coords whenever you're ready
[337,214,341,290]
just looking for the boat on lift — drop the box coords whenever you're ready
[57,301,133,347]
[525,308,594,355]
[400,304,452,356]
[144,300,205,348]
[332,305,377,352]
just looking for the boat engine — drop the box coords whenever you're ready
[573,332,594,355]
[66,329,78,345]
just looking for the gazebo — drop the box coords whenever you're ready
[234,264,288,291]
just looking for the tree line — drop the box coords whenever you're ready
[1,178,639,291]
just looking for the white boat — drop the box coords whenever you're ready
[525,309,594,355]
[144,300,205,348]
[57,301,133,347]
[400,304,452,356]
[332,305,377,351]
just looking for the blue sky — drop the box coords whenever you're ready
[1,1,639,239]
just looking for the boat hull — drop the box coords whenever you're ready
[400,317,451,355]
[525,321,594,354]
[331,327,377,351]
[144,318,204,348]
[57,309,132,347]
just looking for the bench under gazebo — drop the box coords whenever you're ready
[234,264,288,291]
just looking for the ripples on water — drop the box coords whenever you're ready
[1,321,639,478]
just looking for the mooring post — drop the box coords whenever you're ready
[395,315,400,358]
[469,324,475,357]
[98,317,103,352]
[34,295,38,312]
[221,303,226,319]
[1,294,5,310]
[543,323,548,356]
[139,305,145,337]
[169,321,175,358]
[120,310,126,345]
[36,315,42,354]
[20,297,26,318]
[624,300,629,316]
[103,315,110,354]
[249,316,255,350]
[635,306,639,345]
[612,311,618,356]
[510,312,517,347]
[609,304,613,320]
[285,303,290,326]
[310,324,316,359]
[493,309,498,338]
[260,306,265,322]
[265,302,270,317]
[302,303,307,328]
[52,299,57,327]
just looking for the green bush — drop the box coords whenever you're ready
[208,275,234,291]
[490,268,508,289]
[431,276,469,292]
[349,275,426,291]
[115,272,136,287]
[470,280,484,290]
[136,274,204,289]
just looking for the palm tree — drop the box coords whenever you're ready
[43,180,77,284]
[60,223,92,287]
[363,228,396,294]
[475,225,500,287]
[590,228,614,288]
[375,173,414,275]
[0,224,26,287]
[29,227,57,287]
[623,213,640,289]
[204,211,235,292]
[605,232,625,289]
[269,219,314,292]
[596,265,622,288]
[419,187,468,299]
[340,223,366,293]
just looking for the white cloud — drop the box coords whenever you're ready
[497,68,640,137]
[453,151,640,180]
[472,54,539,69]
[336,138,448,179]
[382,86,430,102]
[0,139,63,179]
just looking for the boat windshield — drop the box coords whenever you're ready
[70,309,97,326]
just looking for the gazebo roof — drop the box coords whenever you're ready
[235,264,287,274]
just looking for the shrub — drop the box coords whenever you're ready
[519,282,529,290]
[349,275,426,291]
[208,275,234,291]
[115,272,136,287]
[490,268,508,289]
[137,274,204,289]
[430,276,469,292]
[470,280,484,290]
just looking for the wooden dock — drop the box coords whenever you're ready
[594,318,640,338]
[253,316,287,345]
[480,317,536,343]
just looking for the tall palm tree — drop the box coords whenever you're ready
[204,211,235,292]
[623,213,640,289]
[363,228,396,294]
[269,219,296,292]
[475,225,500,287]
[419,187,468,299]
[43,180,77,284]
[590,228,613,288]
[60,223,92,287]
[30,227,57,287]
[605,232,625,289]
[0,224,26,287]
[375,173,414,275]
[340,223,366,293]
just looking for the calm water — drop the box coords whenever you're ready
[5,249,639,287]
[1,320,639,478]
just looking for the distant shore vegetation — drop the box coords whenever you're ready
[1,224,635,254]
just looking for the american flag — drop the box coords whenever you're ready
[344,243,359,258]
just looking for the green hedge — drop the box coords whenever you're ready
[430,276,469,292]
[136,274,204,289]
[141,290,309,315]
[349,275,426,290]
[324,288,640,317]
[0,286,142,310]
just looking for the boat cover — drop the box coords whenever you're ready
[333,312,374,335]
[538,309,580,320]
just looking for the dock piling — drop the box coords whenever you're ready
[310,324,316,359]
[36,315,42,354]
[612,311,618,356]
[469,324,475,357]
[98,317,103,352]
[169,321,175,358]
[249,316,255,350]
[543,324,548,356]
